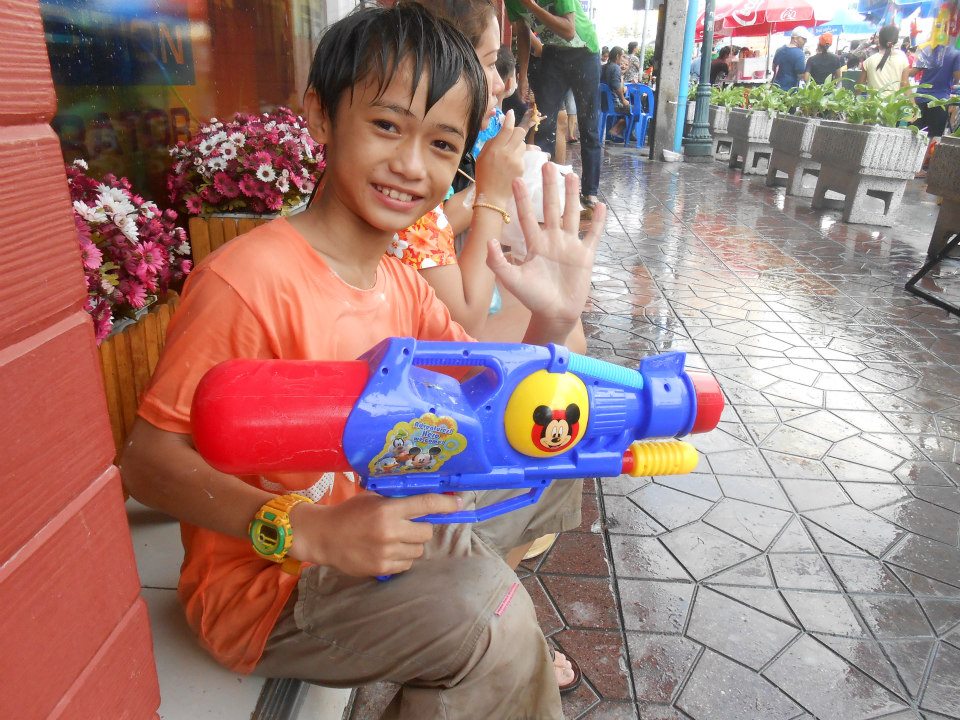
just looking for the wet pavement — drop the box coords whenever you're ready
[350,149,960,719]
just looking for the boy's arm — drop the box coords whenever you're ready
[486,164,605,346]
[121,419,460,577]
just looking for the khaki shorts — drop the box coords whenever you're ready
[255,480,583,720]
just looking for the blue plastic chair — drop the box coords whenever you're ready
[624,84,655,148]
[598,83,624,143]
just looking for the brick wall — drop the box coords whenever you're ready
[0,2,160,717]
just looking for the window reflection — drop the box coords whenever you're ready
[41,0,327,204]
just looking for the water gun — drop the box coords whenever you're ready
[191,338,724,523]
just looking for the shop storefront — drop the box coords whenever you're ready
[40,0,346,203]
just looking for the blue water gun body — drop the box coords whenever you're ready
[192,338,724,523]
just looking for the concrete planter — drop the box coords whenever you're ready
[709,105,733,158]
[766,114,822,197]
[810,120,928,226]
[925,136,960,257]
[927,135,960,201]
[728,108,775,175]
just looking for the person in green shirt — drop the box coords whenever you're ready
[507,0,602,213]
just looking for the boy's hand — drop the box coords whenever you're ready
[290,492,460,577]
[474,110,527,207]
[487,163,606,343]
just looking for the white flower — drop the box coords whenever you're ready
[73,200,106,223]
[388,234,409,258]
[211,131,227,143]
[73,159,89,170]
[117,216,139,242]
[275,177,290,193]
[198,139,216,156]
[220,142,237,160]
[209,117,219,124]
[142,202,157,219]
[97,184,128,205]
[264,121,276,131]
[228,132,246,145]
[207,156,227,172]
[255,164,276,182]
[177,241,191,255]
[97,190,136,222]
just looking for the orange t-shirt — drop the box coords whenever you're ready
[138,218,471,673]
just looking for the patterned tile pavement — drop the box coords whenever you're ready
[349,150,960,719]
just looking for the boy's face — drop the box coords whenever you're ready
[307,61,470,235]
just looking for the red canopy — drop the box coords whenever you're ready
[697,0,824,40]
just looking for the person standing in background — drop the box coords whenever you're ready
[711,46,732,85]
[773,27,810,90]
[509,0,603,215]
[804,33,846,84]
[860,25,908,93]
[624,41,642,84]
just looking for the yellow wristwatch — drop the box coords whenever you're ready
[249,493,312,564]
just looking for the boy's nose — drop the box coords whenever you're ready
[391,139,428,180]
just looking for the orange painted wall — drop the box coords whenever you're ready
[0,2,161,718]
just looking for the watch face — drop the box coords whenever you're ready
[251,518,286,556]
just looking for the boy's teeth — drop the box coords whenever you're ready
[376,185,414,202]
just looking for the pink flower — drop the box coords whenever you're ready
[213,172,240,198]
[238,175,261,197]
[79,235,103,270]
[119,278,148,308]
[185,194,203,214]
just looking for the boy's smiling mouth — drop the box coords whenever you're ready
[372,183,424,210]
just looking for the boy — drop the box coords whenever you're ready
[121,4,605,719]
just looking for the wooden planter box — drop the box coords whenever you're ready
[810,120,927,226]
[728,108,775,175]
[925,136,960,257]
[766,114,822,197]
[188,215,270,266]
[98,294,180,453]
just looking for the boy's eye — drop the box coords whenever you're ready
[373,119,398,133]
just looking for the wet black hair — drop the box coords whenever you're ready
[496,45,516,81]
[306,1,488,159]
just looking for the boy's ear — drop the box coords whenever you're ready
[303,88,332,144]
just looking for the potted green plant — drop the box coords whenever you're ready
[766,79,840,196]
[728,84,788,174]
[709,85,746,158]
[810,84,930,226]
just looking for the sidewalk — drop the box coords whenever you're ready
[353,152,960,719]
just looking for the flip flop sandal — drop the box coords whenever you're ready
[550,648,583,695]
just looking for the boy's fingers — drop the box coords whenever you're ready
[541,162,561,229]
[561,172,582,231]
[396,492,461,520]
[513,177,541,254]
